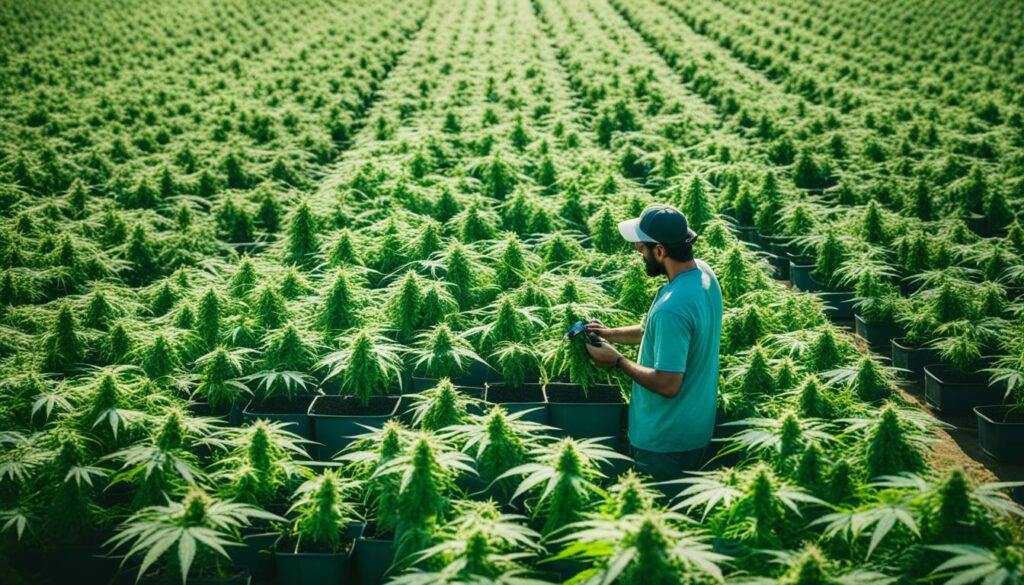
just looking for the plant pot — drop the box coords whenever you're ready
[891,338,939,381]
[39,544,124,585]
[308,395,401,460]
[545,383,626,447]
[759,233,793,258]
[819,290,855,320]
[274,537,354,585]
[899,276,923,296]
[923,365,1005,414]
[789,261,824,292]
[975,405,1024,463]
[138,566,251,584]
[190,401,244,426]
[733,224,760,246]
[353,533,395,585]
[230,531,280,581]
[410,377,484,399]
[761,252,790,280]
[854,314,904,349]
[483,383,548,424]
[243,395,317,455]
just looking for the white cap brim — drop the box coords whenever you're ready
[617,217,654,243]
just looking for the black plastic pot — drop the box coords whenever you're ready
[761,252,790,280]
[308,395,401,459]
[190,401,244,427]
[483,383,548,424]
[759,233,792,257]
[975,405,1024,463]
[353,533,395,585]
[137,566,251,584]
[923,365,1005,414]
[733,225,760,246]
[854,314,904,349]
[38,544,124,585]
[274,540,350,585]
[243,395,317,453]
[890,338,938,381]
[819,290,855,320]
[789,261,824,292]
[230,532,280,582]
[545,383,626,447]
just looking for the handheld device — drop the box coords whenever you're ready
[563,320,602,346]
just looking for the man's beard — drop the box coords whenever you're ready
[644,254,666,277]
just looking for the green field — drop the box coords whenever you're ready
[2,0,1023,583]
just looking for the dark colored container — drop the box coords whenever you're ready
[483,383,548,425]
[734,225,760,246]
[353,534,395,585]
[38,545,124,585]
[762,252,790,280]
[545,383,626,447]
[274,523,363,585]
[308,395,401,460]
[243,395,318,456]
[891,338,940,381]
[138,567,251,584]
[923,365,1005,414]
[975,405,1024,463]
[789,261,823,292]
[230,532,280,581]
[854,314,904,349]
[819,290,855,320]
[190,401,244,426]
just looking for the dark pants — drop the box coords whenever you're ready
[632,444,707,501]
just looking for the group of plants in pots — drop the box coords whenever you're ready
[4,0,1024,581]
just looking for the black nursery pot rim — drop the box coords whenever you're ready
[544,382,625,404]
[307,394,401,418]
[273,534,354,558]
[243,394,318,415]
[484,382,546,403]
[975,405,1024,424]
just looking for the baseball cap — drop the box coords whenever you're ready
[617,204,697,244]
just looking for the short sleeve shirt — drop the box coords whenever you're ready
[629,259,722,453]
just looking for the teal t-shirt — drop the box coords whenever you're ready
[629,259,722,453]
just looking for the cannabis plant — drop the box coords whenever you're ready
[408,324,484,380]
[406,378,479,431]
[317,328,405,406]
[375,434,476,563]
[104,408,219,508]
[210,419,309,508]
[669,463,824,548]
[390,500,542,583]
[553,510,729,584]
[105,488,281,583]
[284,469,361,553]
[439,406,550,498]
[498,437,628,535]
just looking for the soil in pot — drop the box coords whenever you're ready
[484,383,548,424]
[923,365,1005,414]
[545,383,625,446]
[975,405,1024,463]
[309,395,401,460]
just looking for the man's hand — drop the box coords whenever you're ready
[585,321,644,346]
[584,337,622,368]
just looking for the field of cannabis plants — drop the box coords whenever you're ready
[2,0,1024,583]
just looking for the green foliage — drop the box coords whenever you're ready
[286,469,360,552]
[105,488,281,583]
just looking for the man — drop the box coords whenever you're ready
[583,204,723,490]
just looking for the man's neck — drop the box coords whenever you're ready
[665,259,698,283]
